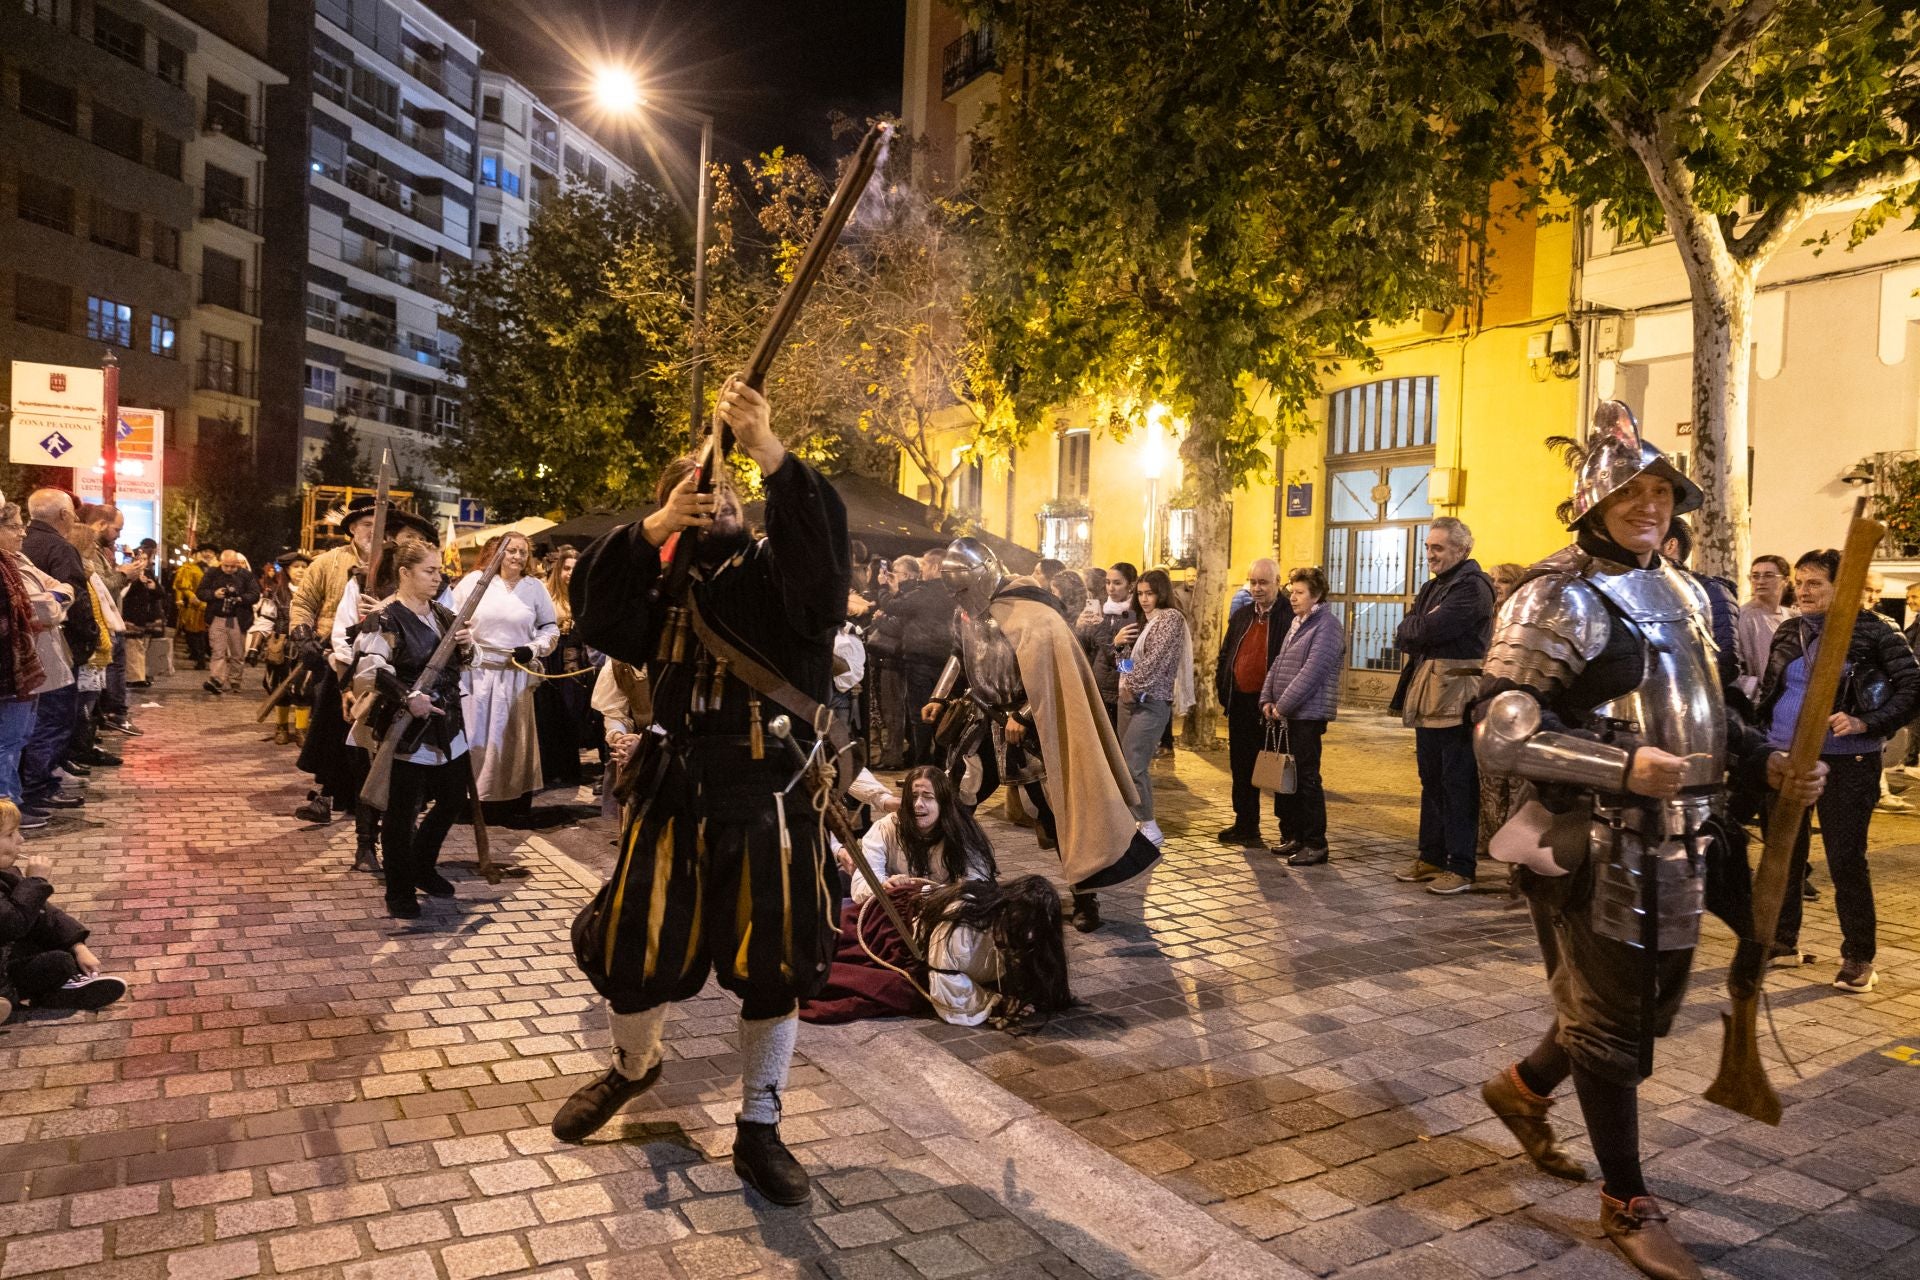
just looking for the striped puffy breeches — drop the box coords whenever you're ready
[572,751,842,1014]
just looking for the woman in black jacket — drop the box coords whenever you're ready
[349,542,473,919]
[1756,548,1920,993]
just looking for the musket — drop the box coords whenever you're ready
[1705,498,1880,1124]
[358,450,395,593]
[647,121,892,645]
[360,537,511,887]
[768,715,924,964]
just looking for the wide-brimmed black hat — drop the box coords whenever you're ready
[388,509,439,544]
[277,548,312,568]
[333,495,379,531]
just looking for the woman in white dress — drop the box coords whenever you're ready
[452,532,557,817]
[848,766,997,903]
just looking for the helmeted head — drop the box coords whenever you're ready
[1565,400,1702,531]
[939,537,1006,617]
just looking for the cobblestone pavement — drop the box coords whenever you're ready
[4,671,1266,1280]
[4,677,1917,1280]
[922,718,1920,1278]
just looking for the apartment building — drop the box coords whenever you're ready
[474,69,633,257]
[1,0,205,481]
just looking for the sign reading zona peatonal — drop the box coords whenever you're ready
[9,361,105,467]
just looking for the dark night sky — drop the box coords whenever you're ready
[428,0,907,168]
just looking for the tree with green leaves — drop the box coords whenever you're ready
[702,136,1010,520]
[437,181,690,517]
[963,0,1525,736]
[303,411,369,488]
[1472,0,1920,577]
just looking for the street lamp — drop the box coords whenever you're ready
[594,66,713,447]
[1141,403,1172,566]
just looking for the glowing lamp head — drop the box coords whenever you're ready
[593,68,642,114]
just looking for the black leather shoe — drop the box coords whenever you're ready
[294,796,333,824]
[386,897,420,919]
[1216,825,1260,846]
[1069,892,1101,933]
[1286,845,1330,867]
[60,760,92,777]
[1269,840,1302,858]
[83,749,122,767]
[551,1063,662,1142]
[733,1120,810,1204]
[419,872,455,897]
[39,793,84,809]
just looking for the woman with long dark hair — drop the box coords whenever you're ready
[534,546,597,789]
[852,765,996,901]
[915,875,1072,1025]
[1116,567,1189,844]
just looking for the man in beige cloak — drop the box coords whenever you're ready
[923,539,1160,932]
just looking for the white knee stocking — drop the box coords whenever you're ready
[736,1010,798,1125]
[608,1006,666,1081]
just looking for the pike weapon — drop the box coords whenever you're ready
[255,668,301,722]
[358,449,395,592]
[646,121,891,639]
[768,714,924,964]
[1705,497,1880,1124]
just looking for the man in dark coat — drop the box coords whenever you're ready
[873,568,955,764]
[195,550,260,695]
[1390,517,1494,893]
[20,490,97,814]
[1214,559,1283,846]
[557,377,849,1207]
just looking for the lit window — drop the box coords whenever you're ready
[86,295,133,347]
[480,154,499,187]
[502,167,520,197]
[303,364,337,409]
[149,314,177,358]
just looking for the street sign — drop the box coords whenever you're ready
[78,408,164,503]
[8,361,104,467]
[459,498,486,523]
[1285,483,1313,518]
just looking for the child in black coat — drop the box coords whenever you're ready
[0,801,125,1021]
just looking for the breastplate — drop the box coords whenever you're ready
[1585,562,1726,789]
[956,608,1023,709]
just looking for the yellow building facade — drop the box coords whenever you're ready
[901,7,1588,705]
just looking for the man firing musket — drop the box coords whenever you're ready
[1467,402,1827,1280]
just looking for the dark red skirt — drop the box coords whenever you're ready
[798,886,930,1024]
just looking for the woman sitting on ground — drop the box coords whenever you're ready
[847,765,997,903]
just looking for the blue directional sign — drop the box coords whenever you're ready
[40,431,73,460]
[117,418,134,440]
[458,498,486,523]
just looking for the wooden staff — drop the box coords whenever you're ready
[1706,498,1880,1124]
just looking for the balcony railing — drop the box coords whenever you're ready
[195,360,257,399]
[199,276,259,316]
[318,233,446,298]
[199,196,261,234]
[201,104,263,149]
[337,163,441,233]
[942,24,999,97]
[401,52,444,95]
[530,137,560,173]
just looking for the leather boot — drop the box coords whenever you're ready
[1600,1193,1701,1280]
[1069,892,1101,933]
[732,1120,811,1204]
[551,1062,662,1143]
[1481,1065,1587,1182]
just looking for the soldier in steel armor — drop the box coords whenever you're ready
[1471,402,1825,1280]
[922,540,1158,932]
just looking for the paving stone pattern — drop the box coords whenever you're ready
[932,724,1920,1277]
[0,671,1093,1280]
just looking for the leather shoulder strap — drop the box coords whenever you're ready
[686,595,853,779]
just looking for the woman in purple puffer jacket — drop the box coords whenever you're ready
[1260,566,1345,866]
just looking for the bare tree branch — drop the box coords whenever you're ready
[1733,151,1920,263]
[1477,0,1610,85]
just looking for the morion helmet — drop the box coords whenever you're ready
[1565,400,1703,530]
[939,537,1007,617]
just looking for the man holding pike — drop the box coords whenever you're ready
[1470,401,1826,1280]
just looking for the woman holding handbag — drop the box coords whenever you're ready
[1754,548,1920,993]
[1259,567,1345,865]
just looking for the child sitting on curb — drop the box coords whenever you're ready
[0,800,127,1020]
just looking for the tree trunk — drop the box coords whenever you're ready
[1185,453,1234,751]
[1676,243,1756,581]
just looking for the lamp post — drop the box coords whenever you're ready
[1141,404,1171,568]
[595,69,714,446]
